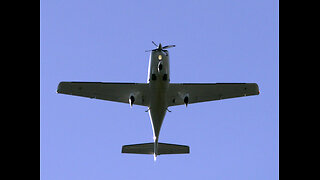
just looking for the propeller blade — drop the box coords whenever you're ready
[162,50,168,56]
[145,48,157,52]
[163,45,176,49]
[152,41,158,47]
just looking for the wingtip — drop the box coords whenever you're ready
[254,83,260,95]
[56,82,63,94]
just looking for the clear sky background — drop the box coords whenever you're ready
[40,0,279,179]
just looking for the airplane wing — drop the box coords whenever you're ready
[57,82,149,106]
[167,83,259,107]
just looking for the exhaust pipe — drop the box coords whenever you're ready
[158,62,163,72]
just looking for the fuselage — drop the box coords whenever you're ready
[147,50,170,156]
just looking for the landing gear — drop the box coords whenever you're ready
[152,74,157,80]
[163,74,167,81]
[151,74,168,81]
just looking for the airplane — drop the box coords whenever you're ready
[57,41,260,161]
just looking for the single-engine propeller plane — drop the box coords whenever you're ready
[57,41,260,160]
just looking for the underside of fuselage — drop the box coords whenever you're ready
[147,50,170,155]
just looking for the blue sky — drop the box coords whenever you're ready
[40,0,278,179]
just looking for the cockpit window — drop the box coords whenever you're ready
[158,54,162,60]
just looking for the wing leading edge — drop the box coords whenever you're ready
[57,82,150,106]
[167,83,259,107]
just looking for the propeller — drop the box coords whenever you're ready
[152,41,158,47]
[145,41,175,56]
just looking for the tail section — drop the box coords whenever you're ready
[122,142,189,155]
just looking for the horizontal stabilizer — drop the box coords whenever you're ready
[122,142,189,155]
[122,143,154,154]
